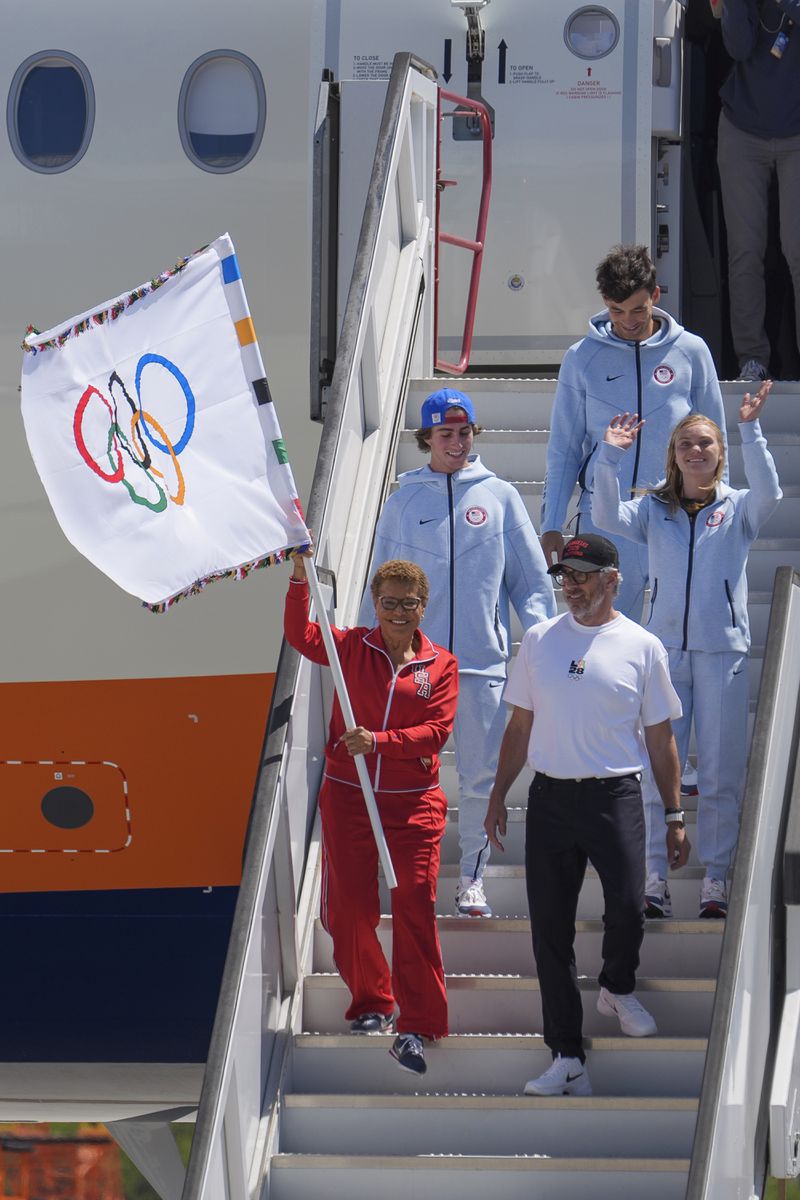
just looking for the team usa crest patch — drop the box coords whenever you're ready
[465,506,488,526]
[706,510,725,527]
[568,659,586,680]
[653,364,675,385]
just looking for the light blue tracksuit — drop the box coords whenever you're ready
[592,421,782,878]
[541,308,727,620]
[359,456,556,879]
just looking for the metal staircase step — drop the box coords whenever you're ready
[380,863,714,919]
[290,1032,708,1096]
[313,916,722,977]
[280,1092,697,1157]
[303,973,715,1037]
[270,1151,690,1200]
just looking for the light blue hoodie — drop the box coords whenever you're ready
[541,308,727,535]
[592,421,782,652]
[359,456,556,675]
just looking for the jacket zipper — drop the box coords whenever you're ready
[630,342,643,496]
[682,512,698,651]
[494,602,505,653]
[725,579,736,627]
[648,578,658,625]
[366,644,435,790]
[447,473,455,653]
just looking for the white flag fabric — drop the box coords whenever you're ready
[21,233,310,611]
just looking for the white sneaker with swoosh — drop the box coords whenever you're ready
[524,1054,592,1096]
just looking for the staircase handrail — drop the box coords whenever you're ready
[687,566,800,1198]
[181,51,439,1200]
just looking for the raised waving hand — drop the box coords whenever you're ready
[603,412,646,451]
[739,379,772,423]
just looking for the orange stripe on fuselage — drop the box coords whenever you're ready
[0,673,273,893]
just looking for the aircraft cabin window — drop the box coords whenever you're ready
[7,52,94,173]
[564,8,620,60]
[179,51,266,173]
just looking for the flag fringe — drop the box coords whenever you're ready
[22,251,199,355]
[143,543,310,613]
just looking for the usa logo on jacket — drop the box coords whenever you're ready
[653,365,675,385]
[465,506,488,526]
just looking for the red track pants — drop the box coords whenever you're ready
[319,776,448,1039]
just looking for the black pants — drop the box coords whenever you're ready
[525,772,646,1062]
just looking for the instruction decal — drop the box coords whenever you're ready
[351,55,392,81]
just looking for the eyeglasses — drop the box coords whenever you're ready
[377,596,423,612]
[551,567,595,587]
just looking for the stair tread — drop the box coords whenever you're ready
[284,1093,698,1110]
[315,915,723,935]
[272,1152,691,1171]
[307,973,716,991]
[294,1032,708,1051]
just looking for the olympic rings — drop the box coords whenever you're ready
[134,354,195,455]
[131,409,186,506]
[74,386,125,483]
[73,353,195,514]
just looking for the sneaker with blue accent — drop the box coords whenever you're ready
[390,1032,426,1075]
[456,876,492,917]
[699,877,727,919]
[524,1054,592,1096]
[680,762,699,797]
[350,1011,394,1034]
[644,872,672,919]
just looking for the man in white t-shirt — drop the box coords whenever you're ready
[484,533,690,1097]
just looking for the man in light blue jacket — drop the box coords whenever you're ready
[540,244,727,621]
[359,388,555,916]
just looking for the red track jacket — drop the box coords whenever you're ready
[284,579,458,793]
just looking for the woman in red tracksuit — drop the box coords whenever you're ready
[285,553,458,1076]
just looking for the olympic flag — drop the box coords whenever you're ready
[20,233,310,611]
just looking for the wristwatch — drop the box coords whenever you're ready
[664,807,685,827]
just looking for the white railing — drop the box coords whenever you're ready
[180,52,439,1200]
[688,567,800,1198]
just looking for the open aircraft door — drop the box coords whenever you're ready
[333,0,685,367]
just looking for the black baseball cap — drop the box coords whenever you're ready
[547,533,619,575]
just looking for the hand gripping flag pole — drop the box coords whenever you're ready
[303,556,397,890]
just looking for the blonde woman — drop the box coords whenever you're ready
[592,381,781,918]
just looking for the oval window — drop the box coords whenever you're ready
[8,52,94,173]
[564,7,620,60]
[179,52,266,173]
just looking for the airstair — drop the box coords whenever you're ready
[267,376,800,1200]
[178,53,800,1200]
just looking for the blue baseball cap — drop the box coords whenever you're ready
[420,388,476,428]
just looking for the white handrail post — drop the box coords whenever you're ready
[304,556,398,889]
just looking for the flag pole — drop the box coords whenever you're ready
[303,555,398,890]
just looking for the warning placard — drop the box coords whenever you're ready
[555,78,621,101]
[509,66,554,85]
[351,55,392,80]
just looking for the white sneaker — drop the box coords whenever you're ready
[699,877,728,918]
[524,1054,592,1096]
[644,872,672,919]
[680,762,699,797]
[597,986,657,1037]
[456,876,492,917]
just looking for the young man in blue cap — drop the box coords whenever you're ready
[359,388,555,916]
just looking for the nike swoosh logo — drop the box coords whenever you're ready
[419,518,437,525]
[566,1072,584,1082]
[606,374,624,381]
